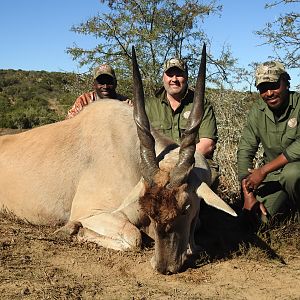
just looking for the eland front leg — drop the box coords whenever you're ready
[76,212,142,251]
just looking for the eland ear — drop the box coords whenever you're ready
[116,179,146,212]
[196,182,237,217]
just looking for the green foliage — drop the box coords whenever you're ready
[256,1,300,71]
[4,106,55,129]
[0,69,89,128]
[67,0,236,95]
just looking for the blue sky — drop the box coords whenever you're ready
[0,0,299,89]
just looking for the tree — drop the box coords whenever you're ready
[67,0,236,95]
[232,63,258,93]
[256,0,300,69]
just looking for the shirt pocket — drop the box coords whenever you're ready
[282,126,297,148]
[179,115,190,135]
[151,120,172,136]
[179,116,200,141]
[179,116,188,129]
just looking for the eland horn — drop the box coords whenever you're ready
[132,46,159,186]
[169,44,206,187]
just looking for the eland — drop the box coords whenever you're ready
[0,45,236,274]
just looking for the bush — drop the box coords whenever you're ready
[0,69,82,127]
[207,89,259,202]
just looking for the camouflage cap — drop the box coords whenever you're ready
[93,64,116,80]
[255,61,286,87]
[163,58,187,73]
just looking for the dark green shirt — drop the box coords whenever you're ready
[145,88,218,144]
[237,91,300,181]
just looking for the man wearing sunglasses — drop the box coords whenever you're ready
[238,61,300,227]
[66,64,130,119]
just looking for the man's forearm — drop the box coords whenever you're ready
[196,138,216,158]
[244,153,289,191]
[260,153,289,176]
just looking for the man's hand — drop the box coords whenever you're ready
[123,99,133,106]
[242,179,267,216]
[244,167,267,192]
[195,138,216,159]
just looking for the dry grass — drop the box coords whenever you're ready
[258,213,300,252]
[208,88,258,203]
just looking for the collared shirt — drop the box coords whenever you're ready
[145,88,218,144]
[66,91,129,119]
[237,91,300,181]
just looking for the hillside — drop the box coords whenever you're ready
[0,69,91,128]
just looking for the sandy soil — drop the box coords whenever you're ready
[1,209,299,300]
[0,128,299,299]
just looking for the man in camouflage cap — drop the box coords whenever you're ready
[255,61,287,87]
[238,60,300,229]
[145,57,219,188]
[163,57,188,74]
[66,64,130,119]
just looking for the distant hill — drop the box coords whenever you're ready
[0,69,91,128]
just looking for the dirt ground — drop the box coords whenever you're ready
[0,128,299,299]
[1,208,299,300]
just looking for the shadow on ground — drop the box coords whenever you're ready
[189,201,287,269]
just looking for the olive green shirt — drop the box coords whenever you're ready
[237,91,300,181]
[145,88,218,144]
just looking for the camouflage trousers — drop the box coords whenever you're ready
[255,161,300,218]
